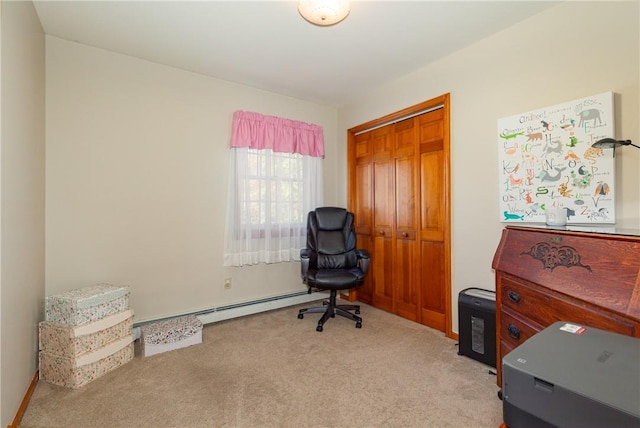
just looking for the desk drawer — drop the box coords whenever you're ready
[500,308,541,351]
[501,276,636,336]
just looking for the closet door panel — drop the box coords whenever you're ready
[419,109,445,243]
[394,117,415,158]
[353,133,374,303]
[355,162,373,236]
[372,127,392,160]
[417,108,447,330]
[395,156,416,230]
[420,150,444,242]
[420,241,446,330]
[351,133,373,302]
[394,233,418,320]
[374,161,393,232]
[373,159,394,312]
[373,233,393,312]
[393,125,419,320]
[355,230,374,304]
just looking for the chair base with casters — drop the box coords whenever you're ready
[297,289,361,332]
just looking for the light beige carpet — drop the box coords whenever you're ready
[22,301,503,427]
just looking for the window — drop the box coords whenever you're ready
[223,111,324,266]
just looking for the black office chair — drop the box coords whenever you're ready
[297,207,370,332]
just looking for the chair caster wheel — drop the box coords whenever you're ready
[355,321,362,328]
[355,309,361,314]
[298,313,304,319]
[316,325,323,332]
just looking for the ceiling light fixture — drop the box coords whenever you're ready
[298,0,350,27]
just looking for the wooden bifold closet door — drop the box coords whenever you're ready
[347,94,451,335]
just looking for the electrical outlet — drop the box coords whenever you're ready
[224,278,232,289]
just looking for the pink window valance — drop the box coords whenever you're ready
[230,110,324,157]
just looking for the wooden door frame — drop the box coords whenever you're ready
[346,93,453,339]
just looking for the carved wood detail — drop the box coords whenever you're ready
[520,241,592,272]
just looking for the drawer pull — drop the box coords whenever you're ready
[507,323,521,340]
[508,291,521,303]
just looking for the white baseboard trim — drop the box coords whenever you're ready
[133,291,327,335]
[196,291,326,324]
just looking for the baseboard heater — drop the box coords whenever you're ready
[132,290,326,339]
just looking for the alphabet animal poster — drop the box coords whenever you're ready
[498,92,615,224]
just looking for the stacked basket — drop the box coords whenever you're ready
[39,284,134,388]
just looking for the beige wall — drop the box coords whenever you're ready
[45,37,339,323]
[4,3,638,420]
[0,0,45,425]
[338,1,640,333]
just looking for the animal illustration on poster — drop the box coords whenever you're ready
[497,92,615,224]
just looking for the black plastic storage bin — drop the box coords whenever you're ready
[458,287,496,368]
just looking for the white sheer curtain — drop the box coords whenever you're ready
[223,111,324,267]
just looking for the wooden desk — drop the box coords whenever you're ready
[492,225,640,386]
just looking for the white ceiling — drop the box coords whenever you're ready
[33,1,560,107]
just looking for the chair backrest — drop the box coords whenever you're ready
[307,207,358,270]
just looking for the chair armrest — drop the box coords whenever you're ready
[356,249,371,275]
[300,248,311,281]
[356,249,370,259]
